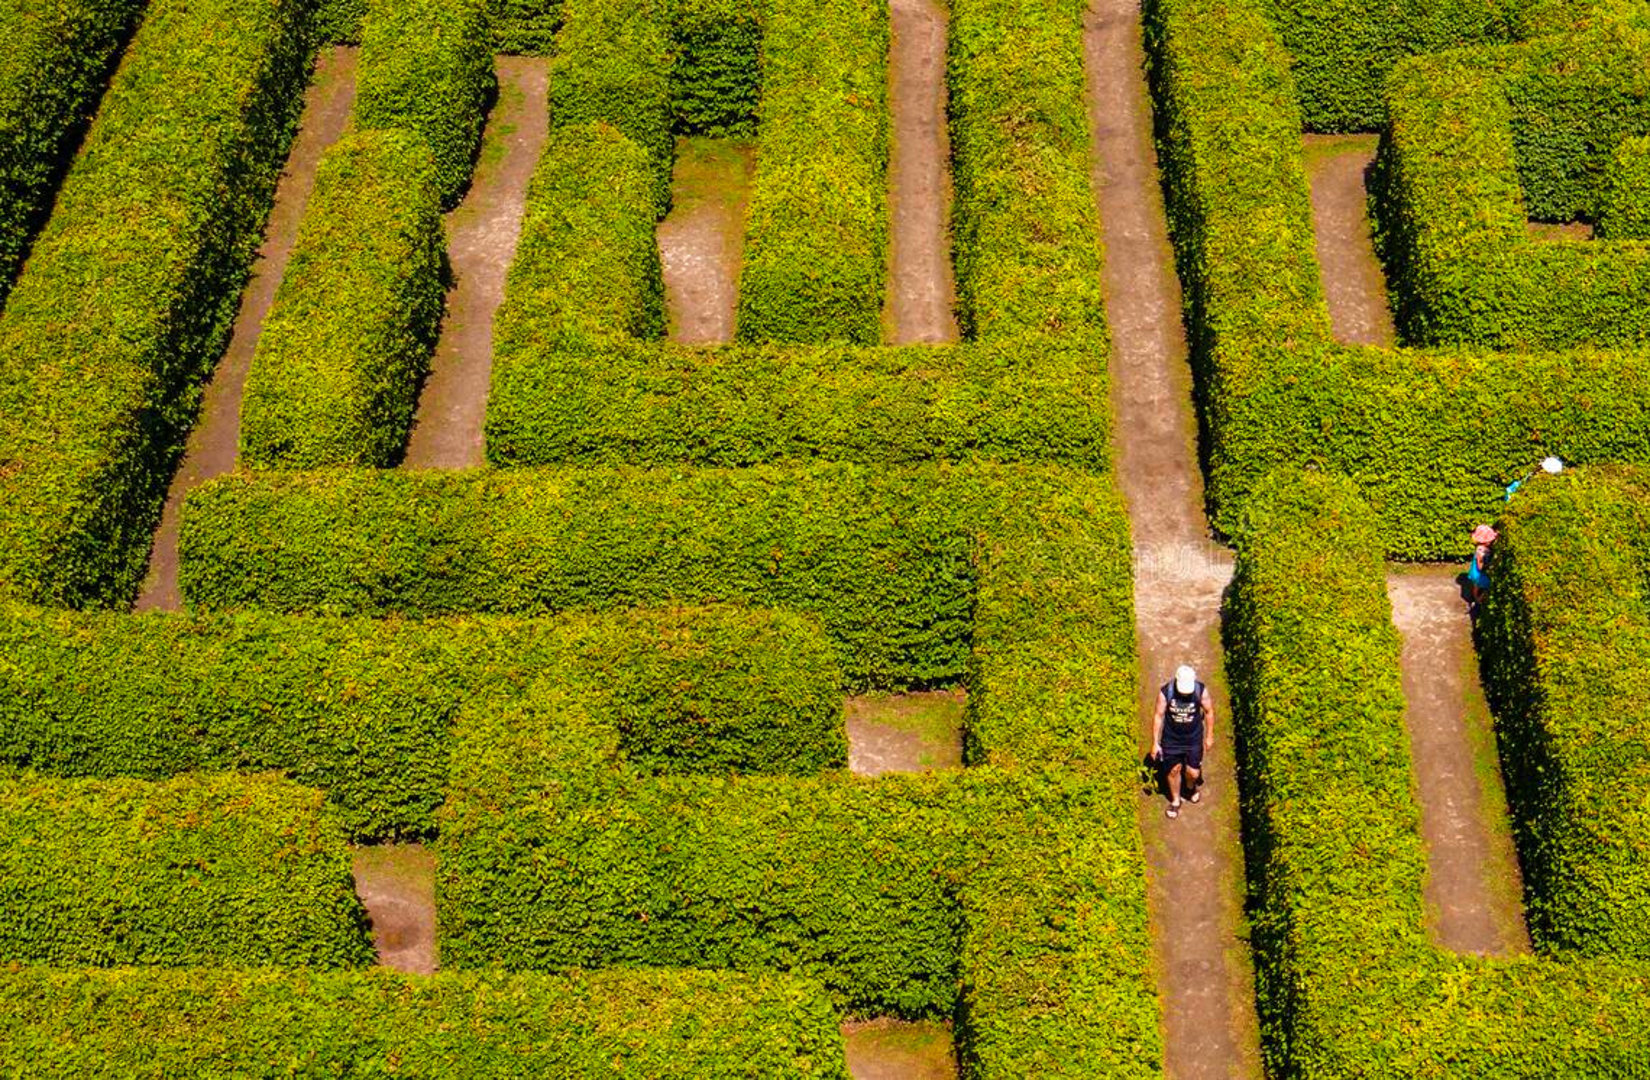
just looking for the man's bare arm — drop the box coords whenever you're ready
[1202,687,1216,749]
[1151,691,1166,758]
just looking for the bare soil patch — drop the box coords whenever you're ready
[842,1018,957,1079]
[134,47,358,613]
[1526,220,1594,242]
[1086,0,1261,1074]
[1387,569,1531,956]
[403,58,550,469]
[352,842,438,974]
[845,689,964,776]
[883,0,957,344]
[658,137,755,344]
[1302,134,1395,347]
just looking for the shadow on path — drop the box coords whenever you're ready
[134,47,359,612]
[403,57,550,470]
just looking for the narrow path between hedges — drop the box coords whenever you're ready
[134,47,359,613]
[403,57,551,469]
[1303,135,1393,347]
[658,139,754,344]
[1387,572,1531,955]
[1084,0,1262,1076]
[1303,141,1532,955]
[883,0,957,344]
[352,843,438,973]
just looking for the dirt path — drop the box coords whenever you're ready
[1085,0,1261,1075]
[1302,135,1394,347]
[1387,571,1530,956]
[842,1019,957,1079]
[133,48,358,613]
[845,689,965,776]
[402,58,550,469]
[352,843,438,973]
[883,0,957,344]
[658,138,754,344]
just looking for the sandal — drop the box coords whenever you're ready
[1165,802,1181,820]
[1189,790,1202,804]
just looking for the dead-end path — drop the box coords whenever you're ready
[1302,134,1393,347]
[352,843,438,973]
[1388,572,1531,955]
[657,138,755,344]
[134,47,358,613]
[883,0,957,344]
[403,58,550,469]
[1085,0,1261,1075]
[1304,137,1530,956]
[843,1018,958,1079]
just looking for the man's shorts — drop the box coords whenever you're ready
[1160,741,1204,772]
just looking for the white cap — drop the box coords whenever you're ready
[1175,665,1197,694]
[1541,456,1564,475]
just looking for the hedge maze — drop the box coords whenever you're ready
[1,0,1648,1068]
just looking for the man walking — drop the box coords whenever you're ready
[1152,664,1215,819]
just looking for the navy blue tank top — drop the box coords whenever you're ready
[1161,681,1205,746]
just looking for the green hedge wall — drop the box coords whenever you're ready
[948,0,1107,349]
[1600,134,1650,239]
[0,967,849,1076]
[0,0,311,606]
[0,603,841,839]
[314,0,365,43]
[1226,469,1650,1074]
[672,0,763,136]
[548,0,674,213]
[353,0,496,209]
[483,0,1111,468]
[488,122,664,355]
[0,771,371,967]
[178,464,1137,728]
[1372,30,1650,350]
[0,0,312,608]
[1477,467,1650,956]
[490,0,563,54]
[1145,0,1650,559]
[0,0,146,303]
[735,0,887,344]
[1254,0,1515,132]
[240,130,446,469]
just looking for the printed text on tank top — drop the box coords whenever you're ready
[1161,681,1205,746]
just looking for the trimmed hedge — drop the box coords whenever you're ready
[485,338,1111,468]
[0,771,371,967]
[1478,466,1650,955]
[1226,468,1650,1074]
[0,967,850,1076]
[1373,29,1650,349]
[1600,134,1650,239]
[240,130,447,469]
[1145,0,1650,558]
[1254,0,1514,132]
[547,0,675,213]
[177,464,1138,742]
[0,603,841,839]
[735,0,887,344]
[314,0,366,43]
[673,0,763,136]
[0,0,313,607]
[948,0,1107,348]
[489,121,664,356]
[484,0,1112,468]
[353,0,496,209]
[0,0,146,303]
[491,0,564,54]
[440,727,1159,1072]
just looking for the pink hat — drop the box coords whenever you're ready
[1472,524,1498,545]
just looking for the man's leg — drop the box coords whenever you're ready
[1184,766,1202,799]
[1166,763,1184,805]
